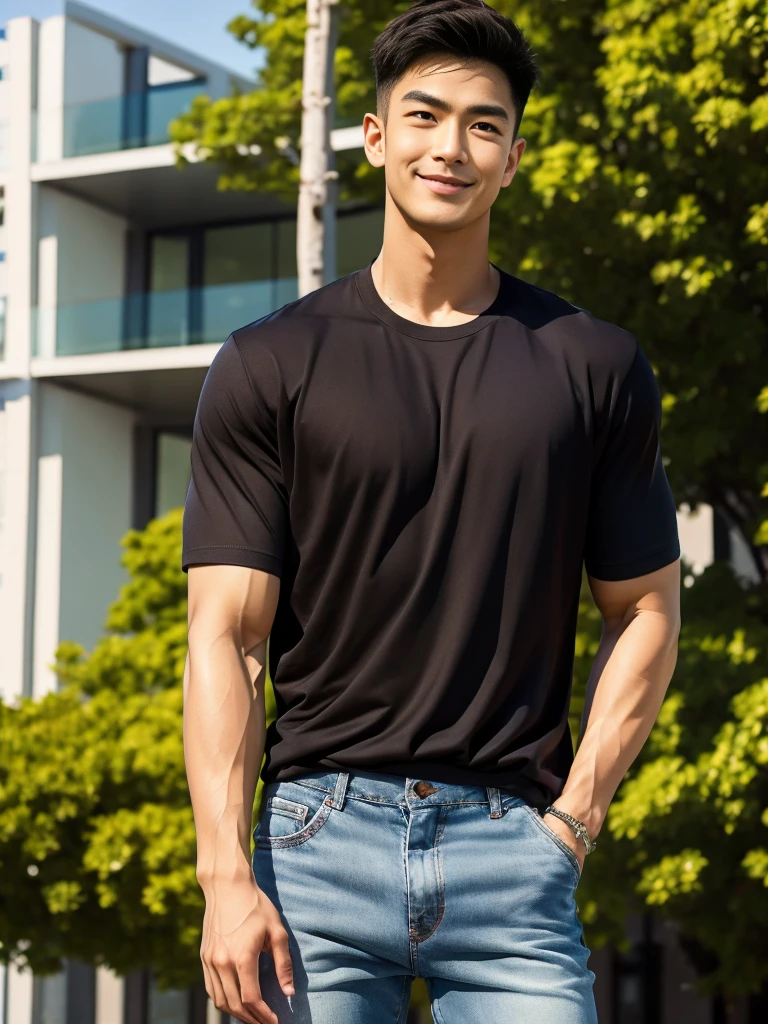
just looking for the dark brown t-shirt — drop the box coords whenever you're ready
[182,262,680,809]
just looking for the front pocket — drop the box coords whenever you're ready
[521,804,582,881]
[253,782,334,849]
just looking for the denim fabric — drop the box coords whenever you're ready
[251,769,597,1023]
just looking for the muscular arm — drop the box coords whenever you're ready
[550,558,682,848]
[184,564,277,887]
[184,563,293,1023]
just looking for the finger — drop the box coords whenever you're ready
[268,926,295,996]
[218,961,269,1024]
[237,946,272,1014]
[201,959,215,1005]
[239,951,286,1024]
[206,961,229,1019]
[200,926,225,1011]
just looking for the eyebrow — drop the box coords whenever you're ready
[399,89,510,123]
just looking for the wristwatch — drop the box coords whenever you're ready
[544,805,597,855]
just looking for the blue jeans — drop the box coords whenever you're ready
[252,769,597,1023]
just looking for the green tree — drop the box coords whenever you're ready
[0,510,275,989]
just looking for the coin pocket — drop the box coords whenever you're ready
[254,783,333,849]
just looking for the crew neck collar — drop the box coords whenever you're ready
[354,259,511,341]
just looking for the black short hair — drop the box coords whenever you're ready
[371,0,539,139]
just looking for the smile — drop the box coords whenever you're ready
[417,174,473,195]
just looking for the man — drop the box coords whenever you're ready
[181,1,681,1022]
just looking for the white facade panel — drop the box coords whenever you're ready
[32,450,62,697]
[5,17,37,372]
[36,16,66,164]
[677,502,714,576]
[95,965,124,1024]
[33,383,134,698]
[36,187,126,357]
[5,962,34,1024]
[38,186,126,306]
[147,54,196,87]
[0,382,35,703]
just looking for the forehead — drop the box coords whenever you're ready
[392,57,514,109]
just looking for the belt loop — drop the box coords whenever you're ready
[487,786,503,819]
[325,771,350,811]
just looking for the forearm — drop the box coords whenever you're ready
[555,606,679,839]
[183,630,268,890]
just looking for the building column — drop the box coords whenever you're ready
[6,16,38,370]
[5,962,34,1024]
[0,381,37,701]
[95,966,124,1024]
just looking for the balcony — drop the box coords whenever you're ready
[33,278,298,358]
[33,79,205,161]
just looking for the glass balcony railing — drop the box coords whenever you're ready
[32,279,299,358]
[32,80,206,160]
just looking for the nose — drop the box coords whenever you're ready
[430,118,468,165]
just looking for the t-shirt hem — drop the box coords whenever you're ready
[182,545,283,577]
[585,539,680,582]
[262,759,552,810]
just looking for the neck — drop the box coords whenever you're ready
[370,190,499,327]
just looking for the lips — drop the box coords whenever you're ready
[417,173,472,195]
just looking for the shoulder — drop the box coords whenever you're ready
[230,271,360,357]
[498,270,640,382]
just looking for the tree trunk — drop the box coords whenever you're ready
[297,0,340,298]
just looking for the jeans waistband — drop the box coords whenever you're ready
[275,768,530,819]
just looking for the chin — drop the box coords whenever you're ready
[401,205,477,234]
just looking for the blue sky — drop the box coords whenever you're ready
[5,0,264,80]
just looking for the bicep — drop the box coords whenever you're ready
[187,563,281,653]
[587,558,681,633]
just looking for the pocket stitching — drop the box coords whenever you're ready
[256,796,333,849]
[521,804,582,880]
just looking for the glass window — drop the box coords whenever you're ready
[276,217,297,280]
[148,236,190,346]
[147,976,189,1024]
[155,432,192,519]
[204,222,273,286]
[202,223,276,341]
[336,208,384,278]
[32,970,67,1024]
[275,218,299,307]
[150,235,189,292]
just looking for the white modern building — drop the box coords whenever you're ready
[0,4,760,1024]
[0,4,373,1023]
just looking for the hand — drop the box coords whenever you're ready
[200,876,294,1024]
[542,812,587,877]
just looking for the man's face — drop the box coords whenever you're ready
[364,57,526,233]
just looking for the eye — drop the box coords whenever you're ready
[474,121,501,134]
[406,110,437,122]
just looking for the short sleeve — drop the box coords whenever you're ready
[584,341,680,581]
[181,333,288,577]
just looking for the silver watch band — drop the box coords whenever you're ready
[544,805,597,854]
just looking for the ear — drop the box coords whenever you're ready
[501,136,526,189]
[363,111,386,169]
